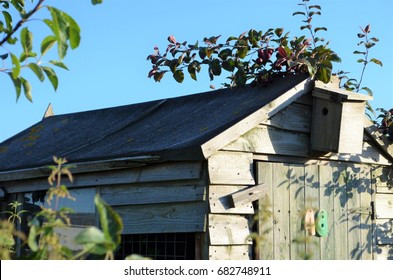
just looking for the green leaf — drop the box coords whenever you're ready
[42,66,58,91]
[8,73,21,101]
[309,5,322,9]
[153,71,165,82]
[75,226,106,244]
[46,7,69,59]
[187,61,200,81]
[353,50,366,55]
[188,65,197,81]
[20,77,32,102]
[0,53,8,60]
[300,25,310,30]
[316,66,331,83]
[2,11,12,31]
[49,60,69,70]
[218,48,232,60]
[309,11,321,17]
[292,11,306,16]
[222,59,235,72]
[236,41,249,59]
[365,42,375,49]
[173,70,184,83]
[20,27,33,53]
[62,12,81,49]
[92,0,104,4]
[28,63,45,82]
[94,195,123,248]
[41,36,57,56]
[370,58,383,66]
[357,58,366,63]
[360,87,373,96]
[274,28,284,37]
[198,47,207,59]
[205,47,214,58]
[27,224,38,252]
[314,27,327,33]
[10,53,20,79]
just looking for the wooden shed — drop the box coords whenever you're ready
[0,74,392,260]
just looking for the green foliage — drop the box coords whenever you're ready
[147,0,340,87]
[0,0,102,102]
[337,24,382,120]
[375,108,393,142]
[0,156,125,260]
[74,195,123,260]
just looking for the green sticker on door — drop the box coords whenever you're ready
[315,209,328,237]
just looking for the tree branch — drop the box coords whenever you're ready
[0,0,45,47]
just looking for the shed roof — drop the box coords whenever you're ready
[0,74,314,173]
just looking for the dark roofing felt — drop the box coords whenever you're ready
[0,74,308,172]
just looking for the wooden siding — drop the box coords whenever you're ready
[256,161,374,260]
[100,182,206,206]
[96,161,209,235]
[208,214,252,245]
[209,185,254,214]
[115,202,207,234]
[3,161,203,193]
[208,151,255,185]
[209,245,251,260]
[373,166,393,259]
[207,151,256,260]
[222,96,391,166]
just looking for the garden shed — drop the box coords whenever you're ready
[0,74,392,260]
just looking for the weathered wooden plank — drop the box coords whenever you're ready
[376,219,393,245]
[295,92,313,106]
[333,164,349,259]
[338,102,367,154]
[209,185,254,214]
[201,77,313,158]
[230,184,268,208]
[208,151,255,185]
[208,214,252,245]
[3,161,203,193]
[377,185,393,194]
[375,194,393,219]
[209,245,251,260]
[319,164,335,260]
[100,182,206,206]
[115,201,207,234]
[364,117,393,163]
[0,155,161,182]
[373,166,393,188]
[304,164,321,260]
[261,102,312,133]
[346,164,363,260]
[223,126,390,166]
[375,245,393,260]
[256,162,274,260]
[289,164,306,260]
[223,125,310,157]
[273,163,291,260]
[359,166,373,260]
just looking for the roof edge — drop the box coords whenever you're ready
[0,155,161,182]
[364,118,393,163]
[201,76,315,158]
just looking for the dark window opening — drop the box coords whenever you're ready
[115,232,196,260]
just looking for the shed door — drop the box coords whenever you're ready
[256,161,374,260]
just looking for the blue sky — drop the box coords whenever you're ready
[0,0,392,142]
